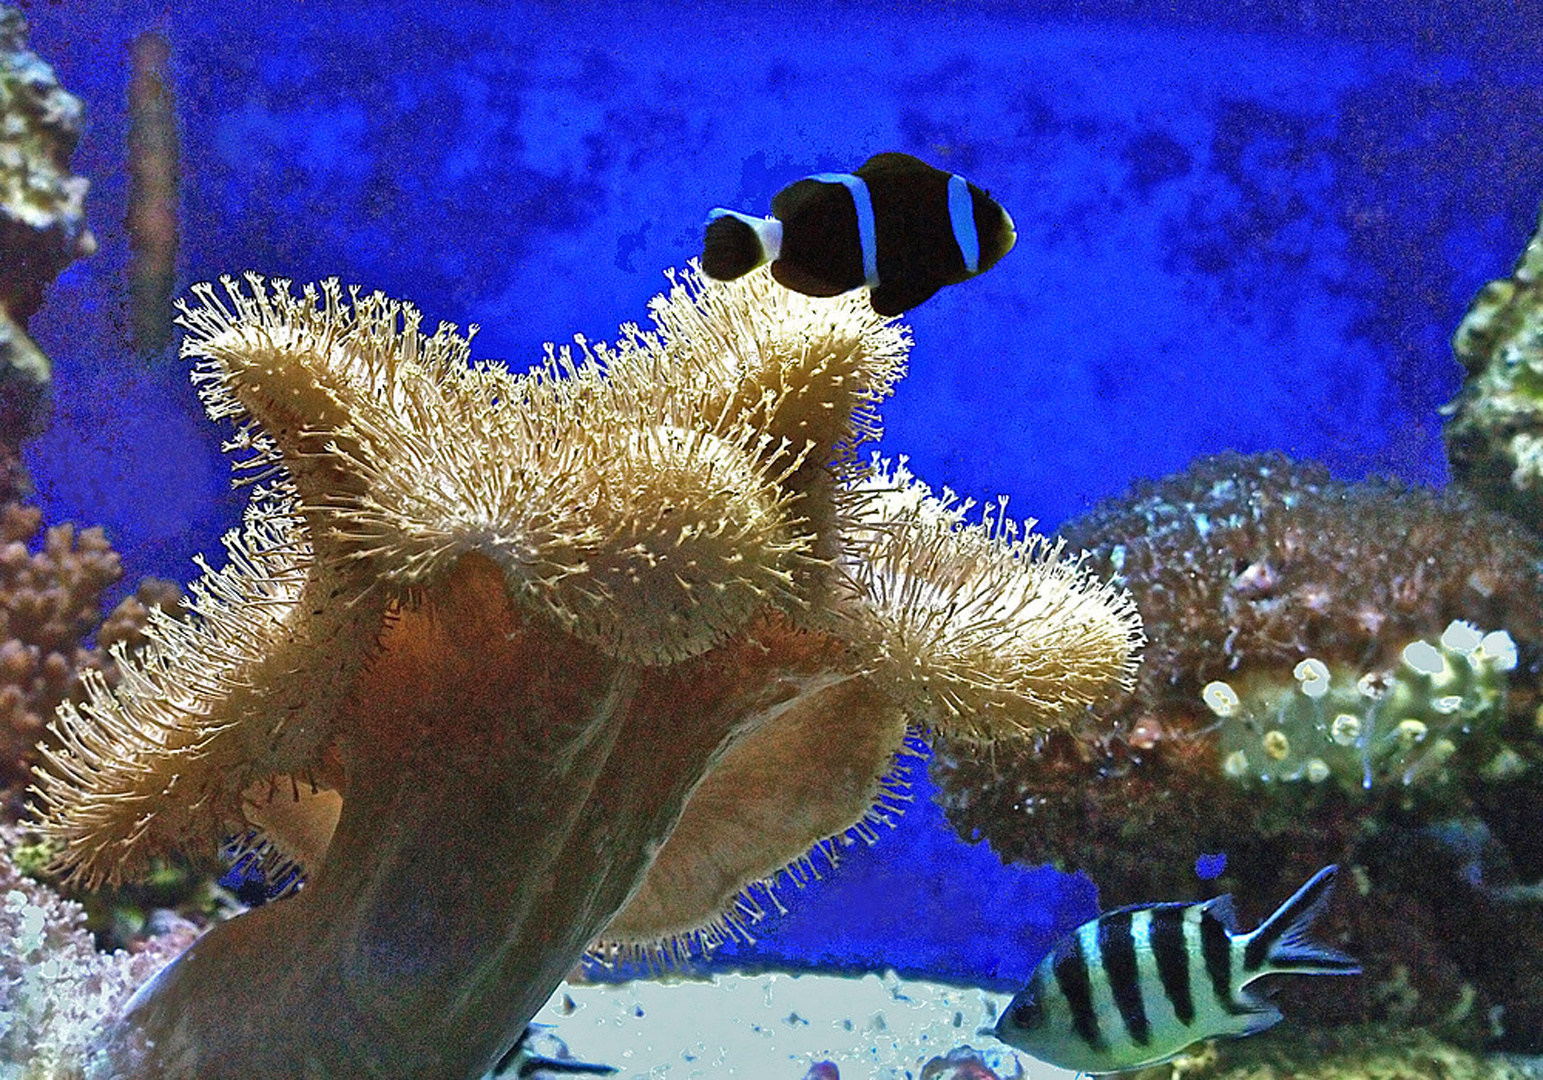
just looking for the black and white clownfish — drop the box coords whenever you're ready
[992,865,1359,1075]
[701,151,1016,316]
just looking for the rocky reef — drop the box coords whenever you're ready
[933,451,1543,1048]
[0,7,93,453]
[1446,205,1543,535]
[1132,1024,1536,1080]
[0,2,184,841]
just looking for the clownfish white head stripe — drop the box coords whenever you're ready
[946,173,980,273]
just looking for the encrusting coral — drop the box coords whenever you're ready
[30,267,1140,1078]
[0,5,95,449]
[1445,203,1543,534]
[933,452,1543,1044]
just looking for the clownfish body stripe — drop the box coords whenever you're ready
[993,866,1359,1075]
[807,173,880,287]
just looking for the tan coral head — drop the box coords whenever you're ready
[31,266,1140,1078]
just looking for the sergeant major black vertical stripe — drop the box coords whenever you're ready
[1052,932,1103,1051]
[1200,906,1245,1015]
[1099,910,1150,1046]
[1149,906,1195,1025]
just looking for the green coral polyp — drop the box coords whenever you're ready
[1207,620,1517,792]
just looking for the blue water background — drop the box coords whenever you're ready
[16,0,1543,988]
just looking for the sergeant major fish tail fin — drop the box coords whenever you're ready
[1241,865,1360,976]
[702,209,783,281]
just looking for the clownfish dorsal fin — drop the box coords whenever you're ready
[855,150,933,177]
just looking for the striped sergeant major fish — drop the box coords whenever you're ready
[700,151,1016,315]
[992,865,1359,1075]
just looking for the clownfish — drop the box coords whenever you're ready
[701,152,1016,315]
[992,865,1359,1075]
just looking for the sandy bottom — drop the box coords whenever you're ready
[516,969,1072,1079]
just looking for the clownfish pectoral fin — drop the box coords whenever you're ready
[867,275,946,316]
[770,258,851,298]
[702,210,782,281]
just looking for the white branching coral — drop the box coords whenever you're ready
[0,828,190,1077]
[30,267,1139,1079]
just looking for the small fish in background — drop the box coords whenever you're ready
[701,151,1016,315]
[491,1023,617,1077]
[992,865,1359,1075]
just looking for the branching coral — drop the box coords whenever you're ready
[0,499,181,821]
[933,452,1543,1043]
[0,825,193,1078]
[30,268,1139,1078]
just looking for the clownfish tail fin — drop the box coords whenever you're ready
[702,209,782,281]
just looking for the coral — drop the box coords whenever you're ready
[0,499,181,821]
[31,268,1140,1078]
[932,452,1543,1045]
[1206,619,1517,795]
[0,4,94,444]
[1134,1023,1532,1080]
[1445,203,1543,533]
[0,826,192,1078]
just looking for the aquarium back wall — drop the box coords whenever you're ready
[26,0,1543,583]
[16,0,1543,982]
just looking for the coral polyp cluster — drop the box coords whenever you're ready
[1208,620,1518,794]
